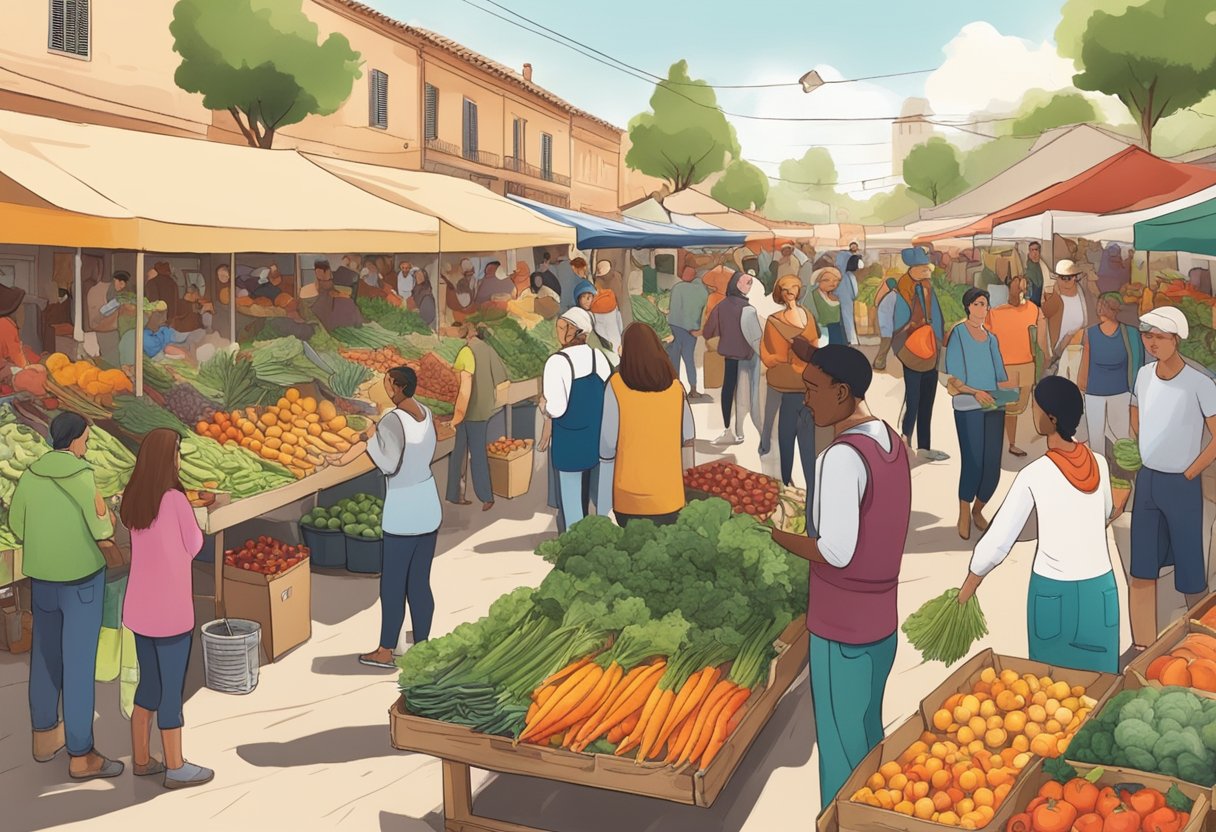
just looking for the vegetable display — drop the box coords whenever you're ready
[0,414,49,506]
[852,666,1099,828]
[934,272,968,328]
[302,493,383,540]
[683,461,780,519]
[85,424,137,498]
[46,353,134,399]
[479,318,549,381]
[630,294,672,340]
[1002,763,1195,832]
[1143,633,1216,692]
[331,321,401,350]
[398,500,809,762]
[179,433,294,499]
[487,437,533,458]
[249,337,330,387]
[162,383,218,426]
[339,347,408,375]
[412,354,459,402]
[323,356,372,399]
[355,297,432,336]
[197,350,277,411]
[113,394,191,437]
[904,589,990,666]
[1067,686,1216,786]
[224,535,310,575]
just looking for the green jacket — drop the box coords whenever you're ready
[10,451,113,582]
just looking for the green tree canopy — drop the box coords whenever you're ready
[1055,0,1139,61]
[710,160,769,211]
[859,185,930,226]
[1011,91,1099,136]
[626,61,741,193]
[1071,0,1216,150]
[171,0,362,148]
[902,138,968,206]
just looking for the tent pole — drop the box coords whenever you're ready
[73,247,83,352]
[135,251,145,398]
[229,253,236,345]
[435,224,445,333]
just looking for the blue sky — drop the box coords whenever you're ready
[367,0,1092,192]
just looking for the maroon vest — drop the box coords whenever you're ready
[806,423,910,645]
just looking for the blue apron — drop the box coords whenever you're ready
[552,351,605,473]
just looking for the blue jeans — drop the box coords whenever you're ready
[558,469,591,529]
[30,569,105,756]
[380,532,438,648]
[760,389,817,498]
[667,325,698,390]
[954,408,1004,502]
[826,321,846,346]
[901,366,937,450]
[133,631,193,729]
[447,419,493,504]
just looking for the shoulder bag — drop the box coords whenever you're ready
[892,286,939,373]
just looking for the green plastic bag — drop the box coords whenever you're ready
[101,572,127,630]
[119,627,138,720]
[95,627,120,682]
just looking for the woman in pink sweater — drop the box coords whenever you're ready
[120,428,212,789]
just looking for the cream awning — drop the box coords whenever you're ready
[304,154,576,251]
[0,110,440,251]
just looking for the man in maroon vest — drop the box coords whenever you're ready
[771,342,912,810]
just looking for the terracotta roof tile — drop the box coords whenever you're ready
[332,1,622,132]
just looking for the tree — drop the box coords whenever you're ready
[171,0,362,148]
[1055,0,1139,62]
[626,61,741,193]
[859,186,930,226]
[1011,91,1099,136]
[711,160,769,211]
[1071,0,1216,151]
[961,136,1033,188]
[902,138,968,206]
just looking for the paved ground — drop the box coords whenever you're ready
[2,344,1210,832]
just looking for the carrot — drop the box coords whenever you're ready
[520,663,602,742]
[558,662,622,748]
[572,661,637,748]
[698,689,751,769]
[636,688,676,762]
[526,701,539,723]
[535,685,558,708]
[616,682,665,757]
[539,656,591,689]
[607,722,630,744]
[677,681,737,767]
[654,667,719,756]
[587,662,665,745]
[665,701,704,765]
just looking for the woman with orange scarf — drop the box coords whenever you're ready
[957,377,1120,673]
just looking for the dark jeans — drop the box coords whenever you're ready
[761,389,817,495]
[901,366,937,450]
[721,358,740,429]
[615,511,680,527]
[379,531,438,648]
[133,631,193,729]
[955,408,1004,503]
[447,419,493,504]
[30,569,105,756]
[667,325,698,390]
[825,322,846,345]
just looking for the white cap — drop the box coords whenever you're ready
[1139,306,1189,340]
[595,260,612,277]
[1054,259,1083,276]
[559,307,594,335]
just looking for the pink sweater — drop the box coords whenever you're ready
[122,490,204,638]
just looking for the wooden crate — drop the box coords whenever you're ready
[836,651,1121,832]
[389,619,808,818]
[1125,614,1216,700]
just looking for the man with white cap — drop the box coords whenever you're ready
[1042,259,1096,382]
[538,307,611,532]
[1127,305,1216,651]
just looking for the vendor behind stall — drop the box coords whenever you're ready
[0,284,47,395]
[41,286,73,357]
[473,261,516,306]
[310,260,364,330]
[411,272,437,330]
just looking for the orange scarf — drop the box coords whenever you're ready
[1046,443,1100,494]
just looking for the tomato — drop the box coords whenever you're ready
[1026,798,1048,815]
[1103,809,1142,832]
[1142,808,1182,832]
[1065,779,1101,814]
[1008,813,1033,832]
[1039,782,1065,801]
[1096,788,1124,818]
[1033,799,1079,832]
[1076,814,1104,832]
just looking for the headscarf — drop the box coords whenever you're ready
[559,307,594,335]
[510,262,531,295]
[725,270,749,299]
[680,265,697,283]
[1046,443,1100,494]
[572,279,596,303]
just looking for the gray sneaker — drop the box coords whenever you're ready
[919,449,951,462]
[164,761,214,790]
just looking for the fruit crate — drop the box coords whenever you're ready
[1126,614,1216,701]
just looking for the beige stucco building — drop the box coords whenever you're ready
[0,0,659,213]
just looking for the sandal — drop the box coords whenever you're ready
[1008,446,1027,458]
[358,652,397,669]
[448,499,472,506]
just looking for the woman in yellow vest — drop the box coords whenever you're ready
[598,323,696,526]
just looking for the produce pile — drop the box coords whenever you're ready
[85,424,137,498]
[46,354,134,399]
[630,294,671,340]
[332,321,401,351]
[162,383,218,426]
[487,437,533,459]
[196,351,280,411]
[224,535,310,576]
[113,394,190,437]
[411,354,459,403]
[479,318,550,381]
[339,347,408,375]
[1142,632,1216,692]
[302,493,383,540]
[193,388,358,479]
[851,666,1100,828]
[249,338,332,387]
[934,271,968,328]
[398,500,809,766]
[1003,762,1196,832]
[179,433,294,499]
[1067,686,1216,786]
[0,411,49,506]
[355,297,432,336]
[683,461,780,520]
[904,589,990,666]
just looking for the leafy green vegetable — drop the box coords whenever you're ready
[478,317,550,381]
[1044,757,1077,783]
[249,337,329,386]
[630,293,671,340]
[1113,439,1143,474]
[355,297,431,335]
[331,321,400,350]
[197,351,277,410]
[901,589,989,665]
[1166,784,1195,813]
[323,354,372,398]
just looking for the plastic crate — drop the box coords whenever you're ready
[345,535,383,574]
[300,525,346,570]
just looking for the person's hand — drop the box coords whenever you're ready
[537,434,550,452]
[956,586,973,605]
[975,391,995,407]
[691,330,702,337]
[1185,466,1201,481]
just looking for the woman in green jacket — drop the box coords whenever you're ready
[10,412,122,780]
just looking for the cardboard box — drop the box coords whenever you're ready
[835,651,1120,832]
[222,559,311,663]
[1125,614,1216,699]
[488,446,533,499]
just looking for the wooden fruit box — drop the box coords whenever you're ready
[389,619,808,815]
[835,651,1120,832]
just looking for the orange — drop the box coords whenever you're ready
[933,791,953,812]
[933,709,954,731]
[1004,711,1027,734]
[879,761,901,780]
[931,770,951,790]
[895,801,915,816]
[958,770,980,792]
[914,798,936,820]
[867,772,885,790]
[974,788,995,808]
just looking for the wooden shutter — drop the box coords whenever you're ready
[369,69,388,129]
[49,0,89,57]
[512,119,525,162]
[424,84,438,141]
[541,133,553,178]
[463,99,478,157]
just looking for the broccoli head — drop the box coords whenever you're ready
[1119,698,1156,726]
[1124,746,1157,772]
[1176,751,1215,786]
[1203,720,1216,753]
[1089,729,1115,762]
[1154,728,1205,763]
[1157,690,1204,728]
[1114,718,1161,753]
[1156,756,1180,778]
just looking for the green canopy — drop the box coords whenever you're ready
[1135,196,1216,255]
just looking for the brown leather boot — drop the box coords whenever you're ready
[33,723,64,763]
[972,500,990,533]
[957,501,971,541]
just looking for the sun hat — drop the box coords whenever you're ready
[559,307,594,334]
[1054,259,1083,277]
[1139,306,1189,340]
[901,247,930,267]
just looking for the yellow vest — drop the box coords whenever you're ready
[610,375,686,516]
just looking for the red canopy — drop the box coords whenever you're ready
[916,147,1216,243]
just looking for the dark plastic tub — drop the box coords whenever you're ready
[300,525,346,570]
[345,535,383,575]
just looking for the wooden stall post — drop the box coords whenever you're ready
[135,251,145,397]
[72,248,83,350]
[229,253,237,346]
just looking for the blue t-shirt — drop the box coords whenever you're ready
[946,324,1008,410]
[142,327,177,358]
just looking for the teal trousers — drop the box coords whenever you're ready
[809,631,897,810]
[1027,571,1119,674]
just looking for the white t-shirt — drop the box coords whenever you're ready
[368,406,442,536]
[541,344,611,419]
[811,420,892,568]
[969,454,1114,582]
[1133,363,1216,473]
[1056,292,1086,349]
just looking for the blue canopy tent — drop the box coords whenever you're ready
[508,195,747,249]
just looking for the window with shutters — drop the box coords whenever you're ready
[48,0,90,59]
[541,133,553,180]
[512,118,526,163]
[424,84,438,141]
[462,98,479,160]
[369,69,388,129]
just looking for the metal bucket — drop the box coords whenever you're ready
[200,618,260,694]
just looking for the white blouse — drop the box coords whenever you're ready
[969,453,1114,582]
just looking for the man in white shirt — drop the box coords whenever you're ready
[1042,259,1094,383]
[539,307,611,532]
[1128,306,1216,650]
